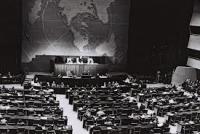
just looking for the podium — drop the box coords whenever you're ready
[54,63,109,76]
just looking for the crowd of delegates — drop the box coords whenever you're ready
[0,85,72,134]
[31,73,200,134]
[32,73,127,94]
[62,78,200,134]
[65,57,94,64]
[0,72,25,84]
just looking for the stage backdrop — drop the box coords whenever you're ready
[22,0,130,64]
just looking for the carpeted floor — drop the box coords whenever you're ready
[56,94,88,134]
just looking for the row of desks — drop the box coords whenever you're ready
[0,125,72,134]
[35,75,127,87]
[0,114,67,124]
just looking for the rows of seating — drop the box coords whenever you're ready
[33,73,200,134]
[62,78,200,134]
[34,74,127,87]
[0,85,72,134]
[182,79,200,95]
[63,81,171,134]
[0,73,24,84]
[136,81,200,134]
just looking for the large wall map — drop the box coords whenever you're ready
[22,0,130,64]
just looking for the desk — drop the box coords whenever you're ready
[91,125,155,134]
[0,115,67,123]
[36,75,126,87]
[0,77,23,84]
[0,125,72,134]
[54,64,110,76]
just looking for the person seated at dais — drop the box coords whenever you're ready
[76,56,83,64]
[66,57,73,64]
[51,81,56,88]
[87,57,94,64]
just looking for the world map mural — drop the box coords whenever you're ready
[22,0,130,64]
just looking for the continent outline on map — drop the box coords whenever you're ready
[23,0,129,64]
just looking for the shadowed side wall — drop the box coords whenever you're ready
[0,0,22,74]
[128,0,194,75]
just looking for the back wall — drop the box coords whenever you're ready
[22,0,130,65]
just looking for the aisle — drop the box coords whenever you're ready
[56,95,88,134]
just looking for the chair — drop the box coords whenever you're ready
[45,119,54,127]
[27,102,34,108]
[7,118,18,125]
[134,126,141,134]
[55,128,70,134]
[174,115,182,123]
[8,129,17,134]
[0,129,7,134]
[92,130,101,134]
[0,109,6,115]
[7,109,16,115]
[85,120,95,130]
[17,128,27,134]
[33,119,41,126]
[153,128,162,133]
[17,119,26,126]
[34,130,45,134]
[18,109,25,116]
[34,102,42,108]
[191,112,197,120]
[55,119,65,127]
[163,127,170,133]
[46,130,56,134]
[54,108,63,115]
[96,119,104,126]
[18,102,25,108]
[110,128,120,134]
[181,124,191,134]
[120,126,129,134]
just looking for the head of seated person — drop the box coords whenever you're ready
[48,97,55,103]
[17,120,25,125]
[55,107,62,114]
[44,107,52,114]
[2,85,6,89]
[104,120,112,126]
[60,82,65,87]
[9,86,15,91]
[97,110,105,117]
[7,72,12,78]
[35,124,43,130]
[52,81,56,87]
[0,118,7,124]
[47,125,54,130]
[67,58,73,64]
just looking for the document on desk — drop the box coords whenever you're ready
[40,116,48,120]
